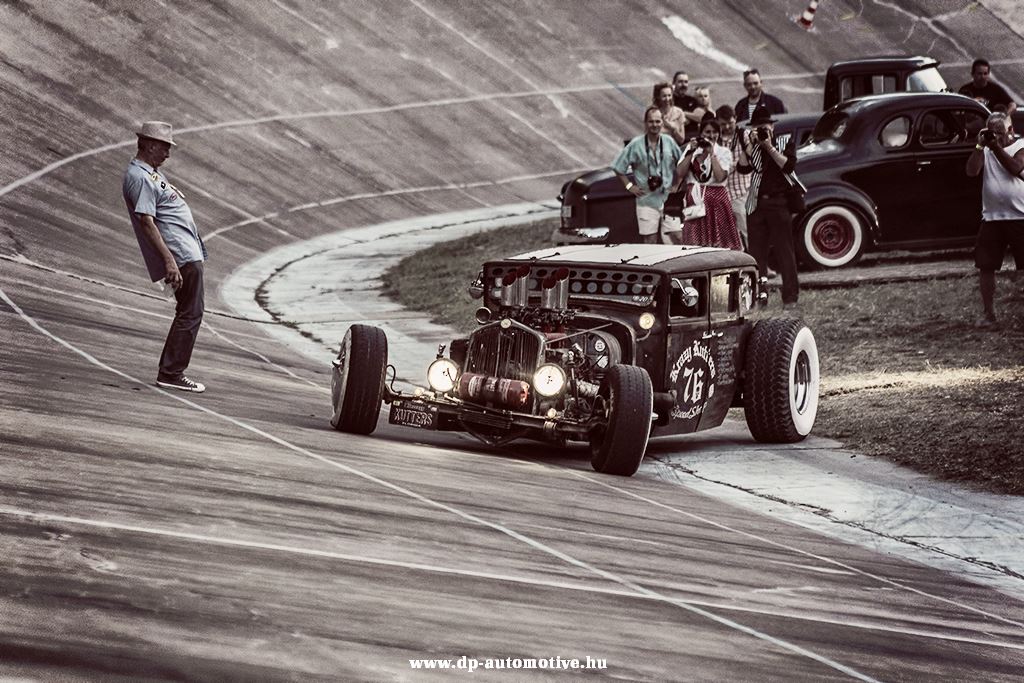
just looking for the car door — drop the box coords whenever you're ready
[908,107,985,243]
[843,113,919,239]
[664,273,710,434]
[697,270,751,432]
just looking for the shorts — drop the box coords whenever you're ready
[636,205,681,236]
[974,219,1024,271]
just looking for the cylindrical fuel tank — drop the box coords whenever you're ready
[457,373,530,409]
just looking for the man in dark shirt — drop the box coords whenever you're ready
[738,109,800,305]
[672,70,703,140]
[672,71,698,111]
[958,59,1017,115]
[735,68,787,124]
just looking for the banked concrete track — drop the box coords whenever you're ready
[2,1,1024,680]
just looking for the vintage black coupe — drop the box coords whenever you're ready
[330,244,820,477]
[794,92,986,267]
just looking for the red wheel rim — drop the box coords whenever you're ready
[811,214,855,258]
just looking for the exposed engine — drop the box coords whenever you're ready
[453,266,628,419]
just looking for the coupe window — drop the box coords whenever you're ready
[879,116,911,148]
[812,112,850,143]
[670,276,706,319]
[710,273,738,316]
[919,109,982,147]
[839,73,896,101]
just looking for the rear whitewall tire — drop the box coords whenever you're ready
[800,204,865,269]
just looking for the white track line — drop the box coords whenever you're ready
[567,470,1024,630]
[205,168,584,240]
[0,274,325,392]
[0,286,879,682]
[0,77,828,201]
[0,505,1019,652]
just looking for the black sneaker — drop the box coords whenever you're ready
[156,376,206,393]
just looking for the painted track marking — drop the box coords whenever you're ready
[567,469,1024,630]
[0,286,880,682]
[0,505,1020,652]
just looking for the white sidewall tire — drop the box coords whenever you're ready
[789,326,820,436]
[802,205,864,269]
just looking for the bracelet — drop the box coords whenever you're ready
[625,182,634,190]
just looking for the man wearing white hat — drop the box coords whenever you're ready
[122,121,209,393]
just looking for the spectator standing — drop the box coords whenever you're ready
[122,121,209,393]
[673,70,705,139]
[716,104,752,250]
[611,106,684,244]
[684,86,714,139]
[654,82,687,145]
[672,71,698,113]
[676,118,741,250]
[738,109,799,305]
[958,59,1017,115]
[965,112,1024,328]
[735,68,787,124]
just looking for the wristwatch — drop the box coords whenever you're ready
[625,182,634,191]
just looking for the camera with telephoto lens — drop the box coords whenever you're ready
[981,129,996,145]
[647,176,663,191]
[756,126,772,142]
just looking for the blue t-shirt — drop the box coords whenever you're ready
[611,134,683,209]
[123,158,207,281]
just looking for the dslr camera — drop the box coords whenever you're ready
[647,176,663,191]
[756,126,772,142]
[981,128,996,145]
[697,136,713,150]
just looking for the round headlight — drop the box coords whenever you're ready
[427,358,459,393]
[532,364,567,397]
[639,312,656,330]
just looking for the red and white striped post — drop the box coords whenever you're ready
[796,0,821,30]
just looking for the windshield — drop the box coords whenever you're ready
[812,112,850,143]
[907,67,947,93]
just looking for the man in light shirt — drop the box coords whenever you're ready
[122,121,209,392]
[965,112,1024,328]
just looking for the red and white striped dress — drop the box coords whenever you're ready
[681,144,742,250]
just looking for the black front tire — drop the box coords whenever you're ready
[590,365,654,476]
[743,319,819,443]
[331,324,388,434]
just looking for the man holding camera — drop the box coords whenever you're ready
[612,106,684,244]
[739,109,799,305]
[965,112,1024,328]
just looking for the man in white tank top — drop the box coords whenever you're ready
[965,112,1024,328]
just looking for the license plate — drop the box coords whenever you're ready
[388,402,438,430]
[560,205,573,218]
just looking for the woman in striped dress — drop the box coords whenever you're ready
[677,118,743,250]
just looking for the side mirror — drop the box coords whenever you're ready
[671,278,700,308]
[467,271,484,300]
[680,286,700,308]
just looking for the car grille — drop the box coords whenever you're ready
[466,322,543,383]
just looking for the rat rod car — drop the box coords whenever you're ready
[330,244,820,477]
